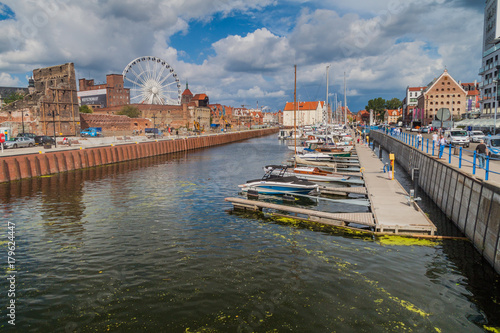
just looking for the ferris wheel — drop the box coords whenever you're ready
[122,56,182,105]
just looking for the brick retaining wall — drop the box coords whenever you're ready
[0,128,277,183]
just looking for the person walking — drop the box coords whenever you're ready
[438,134,446,158]
[475,139,488,169]
[432,132,438,149]
[416,132,423,149]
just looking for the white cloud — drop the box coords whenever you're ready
[0,73,21,86]
[0,0,485,112]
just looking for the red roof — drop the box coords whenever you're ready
[283,101,323,111]
[467,90,479,96]
[182,88,192,96]
[409,87,426,91]
[193,93,207,100]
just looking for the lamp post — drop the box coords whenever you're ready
[48,111,58,148]
[152,114,157,139]
[21,112,26,135]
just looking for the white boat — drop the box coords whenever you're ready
[238,166,319,195]
[264,165,350,182]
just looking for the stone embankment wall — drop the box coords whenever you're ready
[369,131,500,274]
[0,128,277,183]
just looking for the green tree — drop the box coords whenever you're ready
[365,97,386,114]
[79,105,93,114]
[117,105,141,118]
[3,92,25,104]
[385,98,402,110]
[365,97,386,122]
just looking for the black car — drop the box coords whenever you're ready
[17,133,37,139]
[34,136,56,145]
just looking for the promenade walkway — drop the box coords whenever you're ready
[355,143,437,235]
[386,130,500,186]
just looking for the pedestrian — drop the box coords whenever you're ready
[438,134,446,158]
[475,139,488,169]
[416,132,423,149]
[432,131,438,148]
[176,129,179,137]
[62,137,68,145]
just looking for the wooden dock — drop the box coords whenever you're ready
[225,197,375,227]
[319,185,367,196]
[355,144,437,235]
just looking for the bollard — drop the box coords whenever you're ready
[412,168,420,199]
[389,152,395,180]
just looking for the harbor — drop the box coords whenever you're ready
[227,129,436,236]
[1,133,499,332]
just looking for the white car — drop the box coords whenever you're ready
[444,129,470,147]
[467,130,485,143]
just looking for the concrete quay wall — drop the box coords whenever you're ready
[369,130,500,274]
[0,128,277,183]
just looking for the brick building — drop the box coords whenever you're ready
[1,63,80,136]
[415,70,467,125]
[78,74,130,109]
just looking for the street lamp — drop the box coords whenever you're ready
[151,114,157,139]
[47,111,58,148]
[494,79,498,135]
[21,112,26,135]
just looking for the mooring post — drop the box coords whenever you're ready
[379,144,382,159]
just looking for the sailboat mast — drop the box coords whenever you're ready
[326,65,329,124]
[294,64,297,168]
[344,72,347,125]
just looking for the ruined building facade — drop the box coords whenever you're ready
[1,63,80,136]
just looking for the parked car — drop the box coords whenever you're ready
[3,137,35,148]
[34,135,56,145]
[419,126,430,133]
[484,135,500,158]
[444,129,470,147]
[17,133,37,139]
[467,130,485,143]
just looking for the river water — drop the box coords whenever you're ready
[0,134,499,332]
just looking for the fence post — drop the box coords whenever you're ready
[473,151,477,175]
[448,145,452,163]
[459,147,462,168]
[432,143,435,156]
[486,156,490,181]
[426,139,429,153]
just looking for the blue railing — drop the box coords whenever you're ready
[377,129,500,181]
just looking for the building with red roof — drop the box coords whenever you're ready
[282,101,325,127]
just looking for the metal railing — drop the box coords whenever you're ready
[378,129,499,181]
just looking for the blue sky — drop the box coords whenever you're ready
[0,0,486,113]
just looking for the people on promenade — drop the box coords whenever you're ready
[475,139,488,169]
[432,132,438,149]
[416,133,423,149]
[438,134,446,158]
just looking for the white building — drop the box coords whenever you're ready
[282,101,325,127]
[480,0,500,116]
[403,86,426,124]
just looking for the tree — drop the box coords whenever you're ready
[386,98,402,110]
[117,105,141,118]
[3,92,25,104]
[365,97,386,114]
[79,105,93,114]
[365,97,386,122]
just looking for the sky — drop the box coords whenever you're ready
[0,0,486,114]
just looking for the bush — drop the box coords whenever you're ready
[117,105,141,118]
[79,105,93,114]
